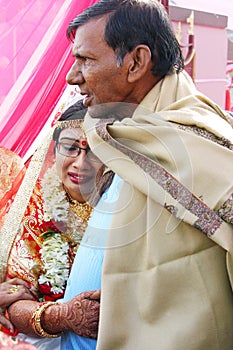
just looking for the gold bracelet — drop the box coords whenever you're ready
[30,301,63,338]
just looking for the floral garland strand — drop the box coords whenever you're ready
[38,231,70,300]
[41,164,69,222]
[35,163,91,301]
[35,164,71,301]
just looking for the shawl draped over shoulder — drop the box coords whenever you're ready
[84,71,233,350]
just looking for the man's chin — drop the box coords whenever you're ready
[88,102,137,120]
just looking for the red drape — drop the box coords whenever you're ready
[0,0,98,158]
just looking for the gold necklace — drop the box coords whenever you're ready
[65,191,93,222]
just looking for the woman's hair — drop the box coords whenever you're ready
[52,100,87,142]
[67,0,184,77]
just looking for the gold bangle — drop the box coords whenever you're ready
[30,301,63,338]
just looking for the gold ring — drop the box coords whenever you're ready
[9,285,20,294]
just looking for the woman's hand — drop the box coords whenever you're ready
[0,278,35,333]
[62,290,100,338]
[41,290,101,339]
[8,290,101,339]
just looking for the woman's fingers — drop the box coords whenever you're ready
[0,283,35,309]
[7,278,30,287]
[89,290,101,300]
[0,278,29,293]
[0,281,35,334]
[78,289,101,301]
[0,313,14,333]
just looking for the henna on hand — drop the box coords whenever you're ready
[8,290,100,339]
[42,290,100,339]
[8,300,41,336]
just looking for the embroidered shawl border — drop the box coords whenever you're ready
[95,120,231,238]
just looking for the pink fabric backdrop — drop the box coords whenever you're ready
[0,0,98,157]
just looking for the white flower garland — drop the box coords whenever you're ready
[41,164,69,222]
[38,164,70,297]
[38,232,69,294]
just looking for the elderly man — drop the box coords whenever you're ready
[8,1,233,350]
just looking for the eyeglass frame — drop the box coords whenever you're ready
[55,141,102,163]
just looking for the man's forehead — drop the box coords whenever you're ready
[74,16,107,44]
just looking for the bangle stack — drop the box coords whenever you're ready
[30,301,63,338]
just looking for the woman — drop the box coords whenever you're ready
[0,102,109,349]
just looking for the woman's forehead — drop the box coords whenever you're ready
[59,127,83,140]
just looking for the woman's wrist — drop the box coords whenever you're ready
[31,302,63,337]
[40,301,67,335]
[8,300,39,336]
[8,300,65,337]
[7,291,99,339]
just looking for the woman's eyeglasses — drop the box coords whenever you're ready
[56,142,102,163]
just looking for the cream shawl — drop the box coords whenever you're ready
[84,71,233,350]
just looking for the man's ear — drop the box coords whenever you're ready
[127,45,152,83]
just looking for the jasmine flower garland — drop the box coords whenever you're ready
[35,164,70,300]
[38,231,70,295]
[36,163,90,300]
[41,164,69,222]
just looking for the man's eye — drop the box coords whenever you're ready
[76,55,88,63]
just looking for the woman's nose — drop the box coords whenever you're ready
[66,61,84,85]
[71,150,89,168]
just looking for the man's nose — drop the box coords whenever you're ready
[66,61,84,85]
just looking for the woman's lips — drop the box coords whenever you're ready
[68,172,88,185]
